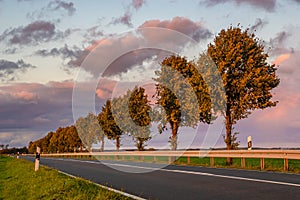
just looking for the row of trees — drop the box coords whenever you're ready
[77,86,151,151]
[28,126,83,153]
[0,144,10,150]
[29,87,151,153]
[29,26,280,164]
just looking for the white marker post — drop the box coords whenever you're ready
[35,146,41,171]
[247,136,252,150]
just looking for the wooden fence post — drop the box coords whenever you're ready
[187,156,191,164]
[241,157,245,168]
[260,158,265,170]
[210,157,214,166]
[284,158,289,171]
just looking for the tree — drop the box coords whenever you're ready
[154,55,212,150]
[106,87,152,151]
[28,141,35,153]
[98,100,123,151]
[127,87,151,150]
[65,125,84,152]
[207,26,280,163]
[75,113,103,151]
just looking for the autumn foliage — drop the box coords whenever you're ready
[29,26,279,155]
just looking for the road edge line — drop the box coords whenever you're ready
[58,170,146,200]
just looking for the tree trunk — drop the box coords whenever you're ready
[137,138,144,151]
[169,121,179,163]
[116,136,120,151]
[100,136,104,152]
[170,121,179,151]
[225,104,233,165]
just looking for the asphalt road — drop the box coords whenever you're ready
[23,156,300,200]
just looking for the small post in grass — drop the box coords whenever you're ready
[35,146,41,172]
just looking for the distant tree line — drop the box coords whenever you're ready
[28,125,83,154]
[0,145,28,155]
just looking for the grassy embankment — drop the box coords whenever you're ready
[0,156,132,200]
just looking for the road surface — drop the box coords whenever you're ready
[23,156,300,200]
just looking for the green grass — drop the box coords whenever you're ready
[174,156,300,173]
[0,156,132,200]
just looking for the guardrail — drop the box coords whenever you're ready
[36,150,300,171]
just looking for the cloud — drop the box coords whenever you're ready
[0,20,71,45]
[12,91,38,102]
[109,0,146,27]
[250,18,268,32]
[84,26,104,42]
[26,0,76,20]
[271,31,291,45]
[35,44,89,67]
[0,81,74,133]
[48,0,76,16]
[267,31,293,57]
[272,53,291,66]
[69,17,211,78]
[34,42,98,70]
[96,79,117,99]
[132,0,146,10]
[275,51,300,76]
[0,59,35,82]
[0,131,42,148]
[201,0,277,12]
[3,48,17,54]
[110,10,133,27]
[139,17,212,42]
[3,21,54,45]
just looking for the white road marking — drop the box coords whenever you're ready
[45,157,300,188]
[58,169,146,200]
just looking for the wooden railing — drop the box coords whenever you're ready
[37,150,300,171]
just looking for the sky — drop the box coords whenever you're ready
[0,0,300,149]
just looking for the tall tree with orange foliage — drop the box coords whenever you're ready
[207,26,280,163]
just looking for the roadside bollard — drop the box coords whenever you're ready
[35,147,41,171]
[247,136,252,150]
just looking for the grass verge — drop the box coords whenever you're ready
[0,156,133,200]
[174,156,300,173]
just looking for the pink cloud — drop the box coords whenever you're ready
[272,53,291,65]
[47,80,74,89]
[12,91,37,101]
[132,0,146,10]
[139,17,212,42]
[95,78,117,99]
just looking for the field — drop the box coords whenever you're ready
[0,156,132,200]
